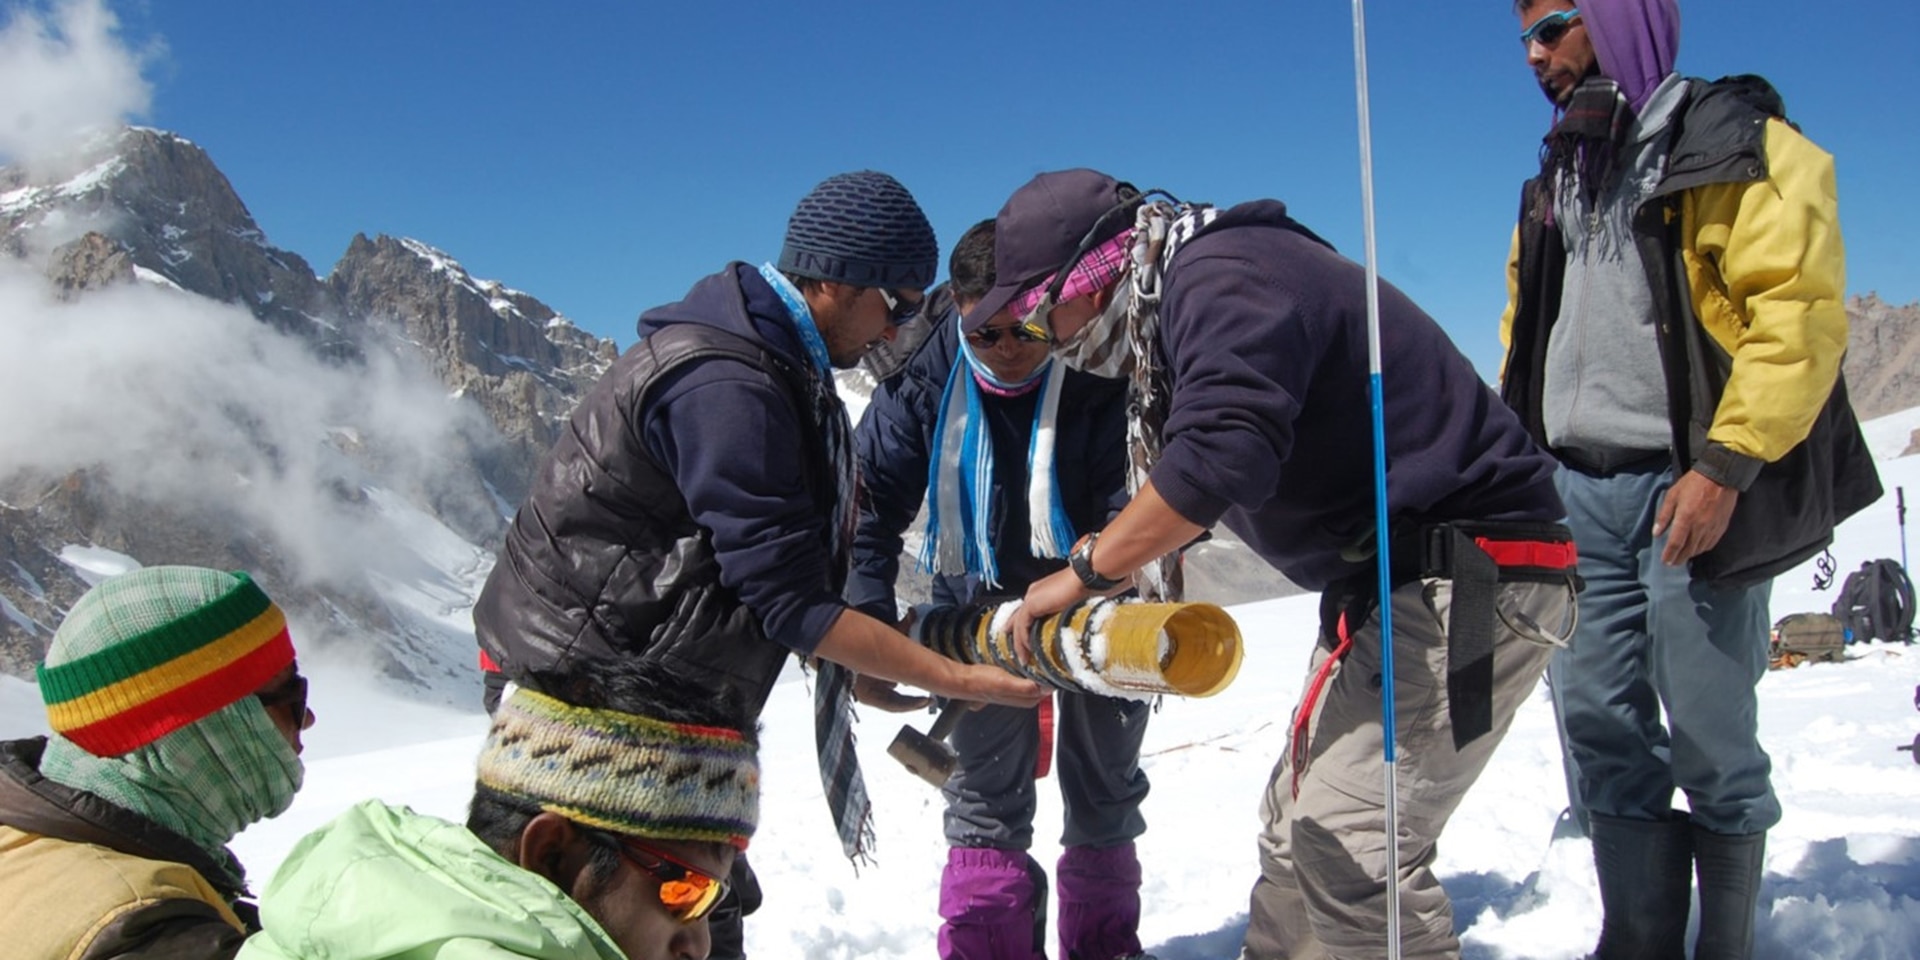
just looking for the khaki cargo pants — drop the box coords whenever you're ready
[1240,577,1573,960]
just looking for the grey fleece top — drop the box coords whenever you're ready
[1543,73,1687,468]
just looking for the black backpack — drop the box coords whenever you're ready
[1830,559,1917,644]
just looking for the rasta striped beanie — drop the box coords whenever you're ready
[38,567,295,757]
[478,688,760,850]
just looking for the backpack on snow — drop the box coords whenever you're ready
[1770,613,1848,668]
[1830,559,1916,645]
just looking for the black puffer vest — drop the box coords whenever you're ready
[473,323,828,715]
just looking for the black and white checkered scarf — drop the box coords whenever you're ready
[1057,201,1219,601]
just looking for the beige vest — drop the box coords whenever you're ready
[0,823,244,959]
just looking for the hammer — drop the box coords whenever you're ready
[887,701,969,787]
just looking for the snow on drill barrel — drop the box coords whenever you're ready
[887,598,1244,787]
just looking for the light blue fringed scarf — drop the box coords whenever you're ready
[922,315,1074,589]
[756,263,877,865]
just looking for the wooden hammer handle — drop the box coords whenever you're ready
[927,701,970,741]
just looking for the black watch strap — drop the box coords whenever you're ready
[1070,532,1124,591]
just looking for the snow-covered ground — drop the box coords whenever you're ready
[5,409,1919,959]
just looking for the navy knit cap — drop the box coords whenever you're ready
[777,170,939,290]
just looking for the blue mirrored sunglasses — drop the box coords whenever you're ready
[1520,9,1581,47]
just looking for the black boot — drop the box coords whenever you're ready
[1587,812,1693,960]
[1693,826,1766,960]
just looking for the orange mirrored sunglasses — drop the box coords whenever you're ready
[612,836,728,923]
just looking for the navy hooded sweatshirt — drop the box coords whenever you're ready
[1150,201,1563,590]
[632,263,850,654]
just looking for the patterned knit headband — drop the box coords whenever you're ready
[38,571,294,757]
[477,688,760,850]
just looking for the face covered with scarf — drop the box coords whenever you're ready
[35,567,312,873]
[1009,228,1139,379]
[924,299,1079,584]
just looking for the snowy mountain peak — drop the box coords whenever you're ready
[0,125,618,693]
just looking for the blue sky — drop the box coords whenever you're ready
[24,1,1920,374]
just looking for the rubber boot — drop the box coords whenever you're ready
[939,847,1047,960]
[1693,826,1766,960]
[1587,812,1693,960]
[1057,843,1142,960]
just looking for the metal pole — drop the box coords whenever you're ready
[1349,2,1402,956]
[1899,486,1908,571]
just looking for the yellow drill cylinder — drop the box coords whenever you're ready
[918,598,1243,699]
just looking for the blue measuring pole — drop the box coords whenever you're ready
[1349,2,1402,956]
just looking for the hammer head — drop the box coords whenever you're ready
[888,724,958,787]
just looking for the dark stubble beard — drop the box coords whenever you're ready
[1541,61,1602,108]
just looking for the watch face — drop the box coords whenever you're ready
[1072,534,1117,590]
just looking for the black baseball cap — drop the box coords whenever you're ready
[961,168,1138,332]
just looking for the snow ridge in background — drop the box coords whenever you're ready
[2,410,1918,959]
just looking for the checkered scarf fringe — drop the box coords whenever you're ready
[807,369,876,865]
[754,265,874,865]
[1121,201,1219,602]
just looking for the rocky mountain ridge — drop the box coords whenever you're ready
[0,127,613,691]
[1843,293,1920,423]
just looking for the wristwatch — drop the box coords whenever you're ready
[1069,532,1125,592]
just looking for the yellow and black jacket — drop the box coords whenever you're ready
[1500,75,1880,586]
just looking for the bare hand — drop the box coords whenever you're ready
[851,673,932,713]
[1005,567,1092,664]
[951,663,1047,709]
[1653,469,1739,565]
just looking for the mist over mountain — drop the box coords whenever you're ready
[0,127,612,694]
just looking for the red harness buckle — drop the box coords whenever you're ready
[1474,537,1578,570]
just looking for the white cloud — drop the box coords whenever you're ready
[0,257,492,588]
[0,0,155,168]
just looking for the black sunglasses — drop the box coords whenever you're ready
[1520,8,1580,47]
[967,324,1050,347]
[255,671,308,717]
[874,287,921,326]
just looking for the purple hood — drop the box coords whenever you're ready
[1583,0,1681,112]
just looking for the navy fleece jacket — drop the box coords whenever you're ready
[1151,202,1563,590]
[848,304,1129,622]
[633,263,847,655]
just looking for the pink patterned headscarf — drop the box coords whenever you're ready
[1008,228,1135,321]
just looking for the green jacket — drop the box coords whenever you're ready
[238,800,626,960]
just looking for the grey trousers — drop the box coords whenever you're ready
[1553,464,1780,835]
[1241,577,1572,960]
[943,692,1151,850]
